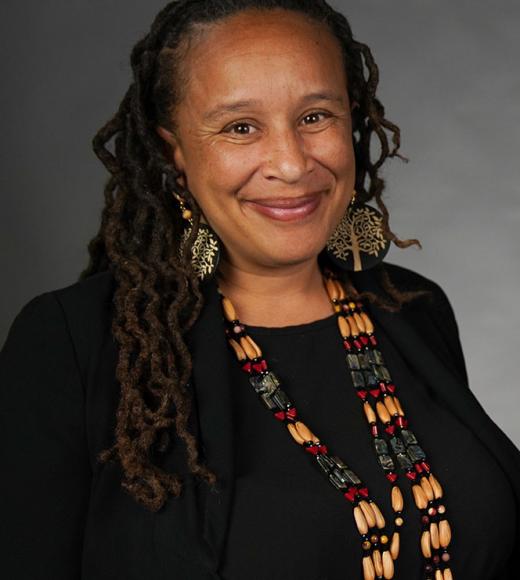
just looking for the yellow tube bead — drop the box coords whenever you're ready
[376,401,391,424]
[325,277,339,301]
[435,571,443,580]
[239,336,258,360]
[354,506,369,535]
[286,423,305,445]
[228,338,246,361]
[390,532,400,560]
[360,311,374,333]
[221,296,237,321]
[439,519,452,548]
[382,549,395,579]
[359,500,376,528]
[337,315,351,338]
[393,396,405,416]
[335,279,347,300]
[353,312,366,333]
[362,556,375,580]
[421,531,431,558]
[383,396,398,417]
[348,315,361,336]
[429,473,444,499]
[245,335,262,358]
[420,476,435,502]
[372,550,383,577]
[363,402,377,424]
[391,486,404,512]
[370,501,386,529]
[430,522,440,550]
[443,569,453,580]
[412,485,428,510]
[294,421,320,444]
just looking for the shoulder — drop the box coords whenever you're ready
[2,271,116,383]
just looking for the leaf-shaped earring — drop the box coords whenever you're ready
[325,190,390,272]
[174,193,221,281]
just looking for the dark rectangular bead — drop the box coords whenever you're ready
[374,350,384,365]
[381,366,392,382]
[270,388,292,410]
[378,454,395,471]
[249,371,280,395]
[373,438,389,455]
[316,454,335,475]
[351,371,365,388]
[390,436,406,455]
[396,452,413,470]
[346,354,360,370]
[363,371,378,387]
[407,444,426,462]
[401,429,418,445]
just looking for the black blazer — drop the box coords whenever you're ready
[1,262,519,579]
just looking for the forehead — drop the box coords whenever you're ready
[180,9,346,103]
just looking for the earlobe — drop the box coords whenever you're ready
[156,125,187,182]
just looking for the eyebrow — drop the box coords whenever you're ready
[203,91,346,122]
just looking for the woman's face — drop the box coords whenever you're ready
[158,8,356,274]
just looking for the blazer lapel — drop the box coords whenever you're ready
[186,276,236,573]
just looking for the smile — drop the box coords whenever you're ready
[243,192,324,222]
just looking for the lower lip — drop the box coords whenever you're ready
[244,194,322,222]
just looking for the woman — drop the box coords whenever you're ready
[1,1,519,579]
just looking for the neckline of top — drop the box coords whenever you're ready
[245,312,338,337]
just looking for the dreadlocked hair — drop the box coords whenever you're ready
[79,0,426,512]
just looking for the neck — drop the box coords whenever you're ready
[216,255,335,327]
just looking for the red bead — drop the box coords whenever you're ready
[274,411,286,421]
[369,388,381,398]
[379,382,387,393]
[386,472,398,483]
[343,340,352,351]
[318,444,328,454]
[353,339,362,350]
[286,407,297,419]
[344,487,358,502]
[385,424,395,435]
[421,461,431,473]
[371,425,379,437]
[241,361,252,373]
[415,463,423,473]
[396,417,408,428]
[260,359,268,371]
[358,487,369,498]
[252,361,264,372]
[421,515,430,525]
[405,471,417,481]
[360,336,369,346]
[305,445,320,455]
[356,390,368,400]
[369,335,378,346]
[387,383,396,393]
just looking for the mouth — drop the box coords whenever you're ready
[243,191,325,222]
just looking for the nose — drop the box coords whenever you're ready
[262,127,313,183]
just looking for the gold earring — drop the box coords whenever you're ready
[324,190,390,272]
[174,193,221,281]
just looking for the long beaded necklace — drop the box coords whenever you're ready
[218,270,454,580]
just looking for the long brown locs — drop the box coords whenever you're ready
[219,271,453,580]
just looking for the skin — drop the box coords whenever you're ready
[157,8,357,326]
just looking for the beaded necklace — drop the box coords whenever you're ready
[219,271,454,580]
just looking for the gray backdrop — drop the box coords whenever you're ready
[1,1,519,445]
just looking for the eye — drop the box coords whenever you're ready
[223,122,257,135]
[301,111,332,125]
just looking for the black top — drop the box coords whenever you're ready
[1,263,520,580]
[221,312,516,579]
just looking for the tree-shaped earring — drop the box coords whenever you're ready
[325,190,390,272]
[174,192,221,281]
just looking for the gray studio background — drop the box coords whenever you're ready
[1,1,519,445]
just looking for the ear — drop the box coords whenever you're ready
[156,125,187,188]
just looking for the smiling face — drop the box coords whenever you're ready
[158,8,356,274]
